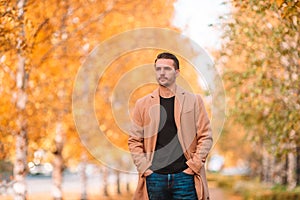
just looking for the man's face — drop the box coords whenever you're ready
[154,58,179,87]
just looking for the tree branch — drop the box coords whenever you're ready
[0,62,16,80]
[38,8,113,65]
[29,18,50,51]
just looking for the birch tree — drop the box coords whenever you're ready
[13,0,28,199]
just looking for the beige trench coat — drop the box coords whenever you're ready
[128,85,213,200]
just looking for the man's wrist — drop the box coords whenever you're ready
[183,167,194,175]
[143,169,153,177]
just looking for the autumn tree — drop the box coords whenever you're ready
[0,0,33,199]
[218,0,299,188]
[1,0,188,199]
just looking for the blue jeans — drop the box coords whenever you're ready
[146,172,197,200]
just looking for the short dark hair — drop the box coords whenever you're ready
[154,52,179,70]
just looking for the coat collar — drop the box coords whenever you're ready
[150,85,186,100]
[149,84,186,128]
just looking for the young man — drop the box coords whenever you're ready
[128,52,213,200]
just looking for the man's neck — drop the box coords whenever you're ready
[159,85,176,98]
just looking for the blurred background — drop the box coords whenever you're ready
[0,0,299,199]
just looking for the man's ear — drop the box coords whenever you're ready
[175,69,180,77]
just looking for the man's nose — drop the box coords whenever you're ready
[159,68,165,75]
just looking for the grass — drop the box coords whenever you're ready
[207,172,300,200]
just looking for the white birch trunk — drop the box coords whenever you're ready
[126,173,130,193]
[80,154,87,200]
[297,147,300,185]
[13,0,28,199]
[273,156,284,185]
[116,170,121,195]
[52,0,68,198]
[102,167,109,196]
[262,147,270,183]
[269,153,275,183]
[287,144,296,190]
[52,123,64,200]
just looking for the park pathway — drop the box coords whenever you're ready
[209,181,243,200]
[0,174,243,200]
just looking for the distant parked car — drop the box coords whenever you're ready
[28,162,53,176]
[208,154,225,172]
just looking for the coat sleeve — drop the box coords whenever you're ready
[186,94,213,175]
[128,100,151,174]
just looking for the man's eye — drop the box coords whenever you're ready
[164,67,173,71]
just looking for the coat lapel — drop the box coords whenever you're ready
[174,85,185,129]
[174,86,189,156]
[149,89,160,153]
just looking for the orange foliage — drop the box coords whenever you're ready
[1,0,182,166]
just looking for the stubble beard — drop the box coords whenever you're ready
[158,77,169,87]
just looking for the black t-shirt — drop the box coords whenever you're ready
[150,96,188,174]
